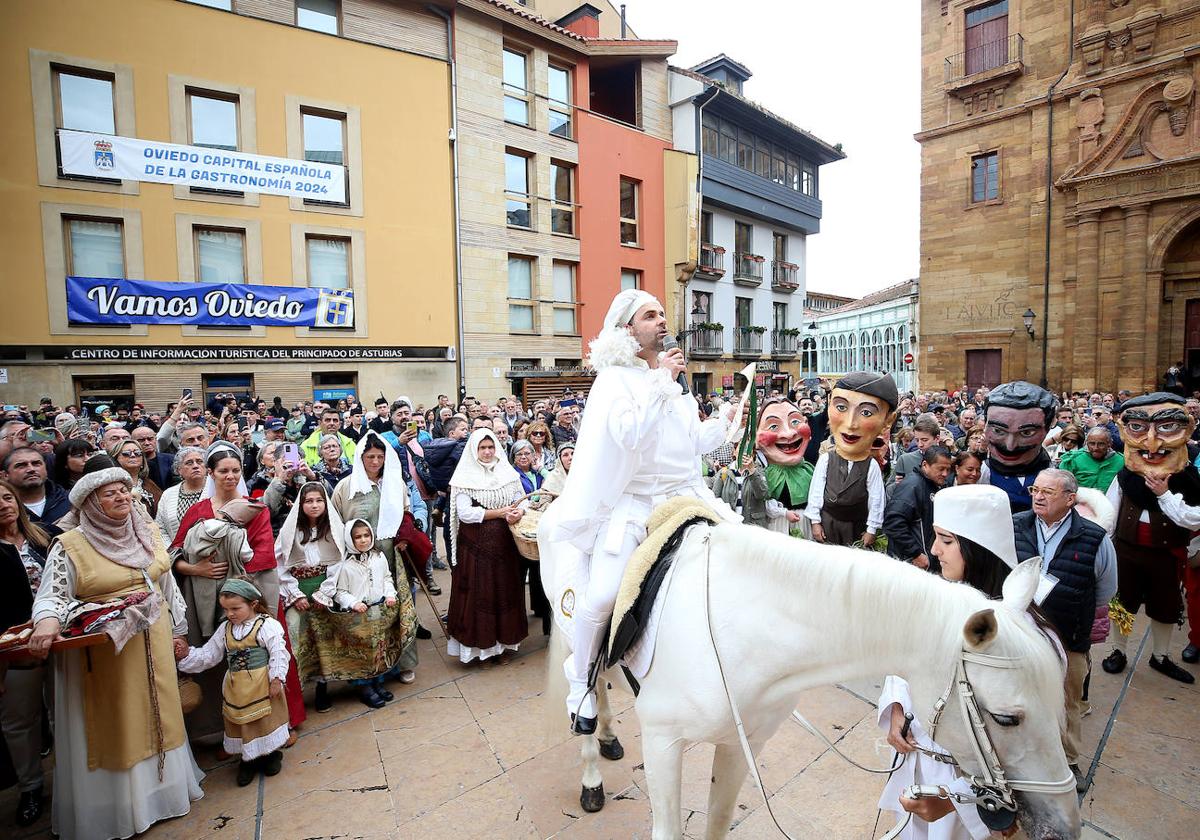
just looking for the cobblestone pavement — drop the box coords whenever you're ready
[7,571,1197,839]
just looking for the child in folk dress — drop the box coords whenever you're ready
[175,578,291,786]
[318,519,398,708]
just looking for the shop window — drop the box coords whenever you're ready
[297,0,339,34]
[203,374,254,406]
[312,372,357,403]
[75,375,135,413]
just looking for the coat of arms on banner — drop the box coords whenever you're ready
[314,289,354,328]
[93,138,114,170]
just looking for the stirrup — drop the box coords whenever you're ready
[570,713,598,736]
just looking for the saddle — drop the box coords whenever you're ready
[605,497,719,669]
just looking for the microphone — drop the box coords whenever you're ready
[661,333,689,394]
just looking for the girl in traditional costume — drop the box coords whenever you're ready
[274,481,344,712]
[176,578,291,787]
[447,429,528,663]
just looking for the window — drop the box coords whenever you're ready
[691,290,712,323]
[505,151,532,228]
[550,161,575,235]
[53,67,117,182]
[188,90,238,151]
[801,163,816,197]
[65,218,124,279]
[503,48,530,126]
[619,178,640,245]
[971,151,999,202]
[554,358,581,369]
[75,375,135,413]
[735,221,753,255]
[203,374,254,406]
[186,0,233,8]
[701,211,714,243]
[735,297,752,329]
[620,269,642,291]
[508,255,534,331]
[965,1,1009,76]
[306,235,349,289]
[296,0,339,34]
[302,108,348,206]
[548,64,572,138]
[511,357,539,370]
[313,372,357,403]
[701,114,815,196]
[194,227,246,284]
[552,262,577,334]
[773,302,788,331]
[773,233,787,263]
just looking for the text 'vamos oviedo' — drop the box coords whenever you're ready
[86,284,305,321]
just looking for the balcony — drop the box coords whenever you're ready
[944,34,1024,90]
[697,243,726,280]
[771,261,800,292]
[733,253,765,287]
[686,324,723,359]
[771,329,799,358]
[733,326,764,357]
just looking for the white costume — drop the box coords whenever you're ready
[321,519,397,610]
[876,676,991,840]
[542,289,741,720]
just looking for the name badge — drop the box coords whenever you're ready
[1034,572,1059,606]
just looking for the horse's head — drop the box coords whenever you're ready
[932,558,1080,840]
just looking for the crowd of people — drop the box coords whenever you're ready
[2,367,1198,837]
[0,389,577,837]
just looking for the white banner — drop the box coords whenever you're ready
[58,129,346,203]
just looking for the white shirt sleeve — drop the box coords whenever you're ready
[31,542,79,625]
[277,562,302,606]
[804,453,829,524]
[257,618,291,682]
[177,623,228,674]
[455,492,486,524]
[606,368,678,451]
[694,401,733,456]
[380,554,398,600]
[1155,489,1200,529]
[1105,477,1121,512]
[866,458,885,535]
[158,569,188,636]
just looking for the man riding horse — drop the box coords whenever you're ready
[543,289,742,733]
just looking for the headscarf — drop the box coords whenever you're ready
[343,517,377,562]
[76,472,160,570]
[220,578,262,602]
[346,430,407,541]
[202,440,249,499]
[448,430,522,566]
[275,481,345,568]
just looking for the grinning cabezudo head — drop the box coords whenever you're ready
[828,372,898,462]
[1117,392,1196,480]
[982,381,1056,470]
[755,398,811,466]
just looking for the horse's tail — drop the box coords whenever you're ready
[543,617,572,747]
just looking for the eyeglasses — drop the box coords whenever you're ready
[119,450,144,459]
[530,431,547,437]
[1028,486,1065,498]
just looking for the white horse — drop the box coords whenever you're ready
[542,519,1081,840]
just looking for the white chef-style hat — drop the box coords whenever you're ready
[602,289,662,331]
[932,484,1019,569]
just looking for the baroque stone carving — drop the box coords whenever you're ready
[1076,89,1106,162]
[1076,8,1162,75]
[1107,31,1132,64]
[1162,77,1194,137]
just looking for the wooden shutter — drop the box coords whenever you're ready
[965,3,1009,75]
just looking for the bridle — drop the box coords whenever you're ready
[698,529,1076,840]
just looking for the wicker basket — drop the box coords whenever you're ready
[178,675,202,714]
[509,490,556,562]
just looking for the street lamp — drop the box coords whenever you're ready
[1022,308,1036,340]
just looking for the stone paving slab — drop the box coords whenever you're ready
[6,565,1198,839]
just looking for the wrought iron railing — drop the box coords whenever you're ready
[771,261,799,291]
[733,253,764,286]
[771,330,799,357]
[699,243,726,275]
[686,325,723,357]
[945,34,1024,84]
[734,327,764,355]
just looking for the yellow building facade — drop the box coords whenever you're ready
[0,0,458,411]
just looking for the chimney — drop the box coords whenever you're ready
[556,3,602,39]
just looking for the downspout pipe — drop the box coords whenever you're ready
[683,85,721,341]
[428,4,467,402]
[1041,0,1074,388]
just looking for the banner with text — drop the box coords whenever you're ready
[58,130,346,202]
[66,276,354,328]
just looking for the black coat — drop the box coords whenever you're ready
[146,451,176,490]
[424,437,467,493]
[883,470,940,566]
[30,481,72,530]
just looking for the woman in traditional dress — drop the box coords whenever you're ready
[0,478,56,827]
[171,442,306,742]
[108,439,162,519]
[541,441,574,495]
[275,481,345,712]
[447,429,528,663]
[330,431,418,681]
[313,435,352,495]
[877,484,1016,839]
[155,446,207,546]
[26,462,204,840]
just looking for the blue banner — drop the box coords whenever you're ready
[66,276,354,328]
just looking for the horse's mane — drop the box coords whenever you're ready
[705,523,1065,698]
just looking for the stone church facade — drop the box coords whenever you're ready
[918,0,1200,393]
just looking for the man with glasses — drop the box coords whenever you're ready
[1059,426,1124,491]
[132,425,174,489]
[1084,405,1123,453]
[1013,468,1117,790]
[1102,393,1200,683]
